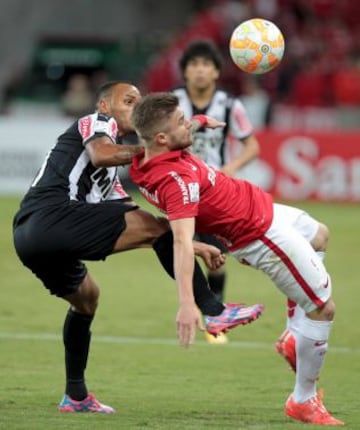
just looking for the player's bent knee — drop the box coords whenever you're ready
[322,298,336,320]
[312,223,330,252]
[66,274,100,315]
[114,210,169,251]
[144,213,169,239]
[308,298,335,321]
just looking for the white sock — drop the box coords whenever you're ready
[287,303,305,334]
[293,317,332,403]
[285,251,325,334]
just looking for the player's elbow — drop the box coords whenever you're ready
[86,137,112,168]
[252,138,261,157]
[244,135,260,159]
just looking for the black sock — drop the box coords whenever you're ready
[152,231,225,316]
[208,272,226,302]
[63,309,94,401]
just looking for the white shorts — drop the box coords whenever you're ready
[231,204,331,313]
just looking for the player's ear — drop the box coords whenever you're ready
[97,98,109,114]
[155,132,168,146]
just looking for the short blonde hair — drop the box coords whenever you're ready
[132,92,179,141]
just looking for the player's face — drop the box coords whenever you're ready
[165,107,193,150]
[184,57,219,91]
[108,84,141,134]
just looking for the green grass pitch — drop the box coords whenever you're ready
[1,193,359,429]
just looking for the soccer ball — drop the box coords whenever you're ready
[229,18,285,74]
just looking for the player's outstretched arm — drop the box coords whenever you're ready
[191,114,226,133]
[86,136,143,167]
[170,217,204,347]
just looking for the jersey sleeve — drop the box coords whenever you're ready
[157,168,200,221]
[78,113,118,146]
[228,98,254,140]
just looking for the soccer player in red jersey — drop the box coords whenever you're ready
[129,92,344,426]
[13,82,263,414]
[173,41,261,343]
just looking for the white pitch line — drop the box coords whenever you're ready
[0,332,358,355]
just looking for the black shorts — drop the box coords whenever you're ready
[13,200,138,297]
[194,233,228,254]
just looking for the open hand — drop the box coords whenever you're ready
[176,303,204,347]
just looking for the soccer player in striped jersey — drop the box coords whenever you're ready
[13,81,263,414]
[173,40,260,343]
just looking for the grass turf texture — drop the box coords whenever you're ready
[1,194,359,429]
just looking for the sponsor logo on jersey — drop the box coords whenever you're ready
[110,118,118,140]
[94,120,111,134]
[94,115,118,141]
[78,116,92,141]
[188,182,199,202]
[168,171,189,204]
[139,186,159,203]
[79,114,118,144]
[91,168,113,199]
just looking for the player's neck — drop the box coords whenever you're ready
[187,84,215,110]
[143,146,168,163]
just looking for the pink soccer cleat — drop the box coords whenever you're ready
[58,392,115,413]
[205,303,264,336]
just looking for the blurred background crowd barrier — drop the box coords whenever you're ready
[0,0,359,201]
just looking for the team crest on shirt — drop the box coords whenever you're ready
[188,182,199,202]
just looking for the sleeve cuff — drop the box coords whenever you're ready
[192,114,208,127]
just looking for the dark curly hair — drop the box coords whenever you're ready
[179,40,223,73]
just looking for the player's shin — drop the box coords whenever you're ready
[208,270,226,302]
[63,309,94,401]
[293,317,332,403]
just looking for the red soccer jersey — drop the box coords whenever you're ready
[130,150,274,251]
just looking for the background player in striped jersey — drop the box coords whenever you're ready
[173,40,260,343]
[13,81,263,414]
[129,93,344,426]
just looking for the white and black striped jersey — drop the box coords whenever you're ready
[18,113,129,216]
[173,87,254,169]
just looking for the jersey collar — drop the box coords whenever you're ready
[133,150,185,172]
